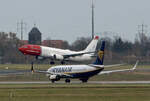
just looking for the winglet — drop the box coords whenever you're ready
[131,60,139,70]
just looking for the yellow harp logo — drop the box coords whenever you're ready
[98,51,104,60]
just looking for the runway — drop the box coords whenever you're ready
[0,81,150,84]
[0,68,150,84]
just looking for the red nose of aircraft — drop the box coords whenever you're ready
[18,47,23,52]
[18,45,41,56]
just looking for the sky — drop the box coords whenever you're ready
[0,0,150,43]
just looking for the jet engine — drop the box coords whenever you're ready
[49,75,60,81]
[36,56,44,60]
[52,54,64,60]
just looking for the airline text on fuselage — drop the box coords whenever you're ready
[52,67,72,73]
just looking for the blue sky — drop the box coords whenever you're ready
[0,0,150,43]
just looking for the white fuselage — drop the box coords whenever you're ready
[41,46,92,61]
[47,65,104,78]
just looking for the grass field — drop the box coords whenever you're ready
[0,84,150,101]
[0,64,150,101]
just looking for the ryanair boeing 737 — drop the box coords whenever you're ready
[31,41,138,83]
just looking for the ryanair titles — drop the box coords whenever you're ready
[52,67,72,73]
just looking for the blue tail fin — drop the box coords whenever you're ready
[93,41,105,65]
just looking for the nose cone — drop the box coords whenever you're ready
[18,45,41,56]
[18,47,23,52]
[18,46,26,54]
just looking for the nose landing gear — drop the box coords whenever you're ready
[50,61,55,65]
[65,79,71,83]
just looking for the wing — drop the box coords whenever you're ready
[32,70,49,74]
[99,60,139,75]
[104,63,126,68]
[63,51,95,58]
[0,69,31,75]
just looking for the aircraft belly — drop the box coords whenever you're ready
[69,56,91,61]
[70,68,104,78]
[41,47,49,57]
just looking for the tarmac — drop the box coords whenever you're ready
[0,81,150,84]
[0,68,150,84]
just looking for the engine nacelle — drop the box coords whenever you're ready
[49,75,60,81]
[36,56,44,60]
[52,54,64,60]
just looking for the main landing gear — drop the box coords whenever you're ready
[80,78,88,83]
[65,79,71,83]
[51,79,88,83]
[51,80,55,83]
[51,79,71,83]
[61,61,65,64]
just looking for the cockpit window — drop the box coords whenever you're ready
[23,46,28,48]
[31,47,40,50]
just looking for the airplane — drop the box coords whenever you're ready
[19,36,99,64]
[31,41,139,83]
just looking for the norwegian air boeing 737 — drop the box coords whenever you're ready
[31,41,139,83]
[19,36,99,64]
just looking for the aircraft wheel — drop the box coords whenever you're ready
[51,80,55,83]
[80,78,88,83]
[50,61,55,65]
[65,79,70,83]
[61,61,65,64]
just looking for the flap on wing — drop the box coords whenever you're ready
[63,51,95,58]
[104,63,126,68]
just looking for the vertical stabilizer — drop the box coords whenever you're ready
[93,41,105,65]
[83,36,99,52]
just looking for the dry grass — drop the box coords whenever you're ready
[0,84,150,101]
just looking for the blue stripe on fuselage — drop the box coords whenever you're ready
[67,68,104,78]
